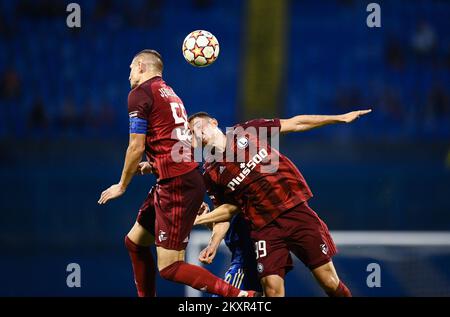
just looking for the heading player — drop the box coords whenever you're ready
[190,109,371,296]
[97,50,256,297]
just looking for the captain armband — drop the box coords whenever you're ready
[129,117,148,134]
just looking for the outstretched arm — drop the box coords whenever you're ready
[194,203,240,225]
[279,109,372,134]
[98,133,146,204]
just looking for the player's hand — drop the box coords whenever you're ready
[198,245,217,264]
[198,202,210,216]
[137,161,157,175]
[193,215,202,226]
[340,109,372,123]
[98,183,126,205]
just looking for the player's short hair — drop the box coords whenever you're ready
[187,111,214,123]
[134,49,164,72]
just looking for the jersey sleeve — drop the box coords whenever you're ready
[128,87,152,134]
[241,118,281,130]
[238,118,281,138]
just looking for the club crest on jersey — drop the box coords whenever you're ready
[257,263,264,273]
[237,137,249,149]
[320,243,329,255]
[159,230,168,242]
[227,148,268,191]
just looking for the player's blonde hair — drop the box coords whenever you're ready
[187,112,214,123]
[134,49,164,72]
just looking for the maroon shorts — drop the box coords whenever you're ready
[136,168,205,251]
[251,201,337,278]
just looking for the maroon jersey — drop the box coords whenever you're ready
[128,76,198,180]
[203,119,313,230]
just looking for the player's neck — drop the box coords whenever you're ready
[138,72,162,85]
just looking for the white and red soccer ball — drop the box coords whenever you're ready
[182,30,220,67]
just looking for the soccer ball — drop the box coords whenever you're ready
[182,30,220,67]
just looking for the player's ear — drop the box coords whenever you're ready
[210,118,218,127]
[138,61,147,73]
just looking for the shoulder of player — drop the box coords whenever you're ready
[226,123,245,135]
[148,76,165,90]
[229,121,259,136]
[233,119,261,130]
[240,118,280,128]
[128,85,150,102]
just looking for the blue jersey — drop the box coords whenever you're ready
[223,213,261,291]
[225,214,255,266]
